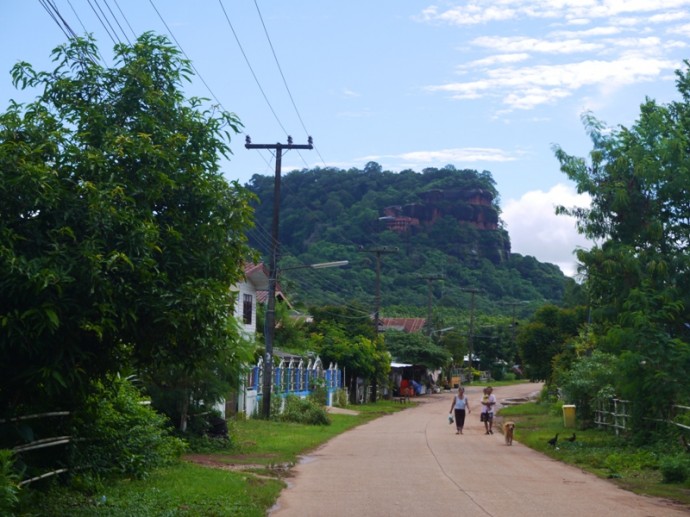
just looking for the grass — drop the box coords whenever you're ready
[497,401,690,507]
[31,392,690,514]
[23,399,407,516]
[24,462,283,517]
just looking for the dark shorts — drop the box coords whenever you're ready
[480,412,493,422]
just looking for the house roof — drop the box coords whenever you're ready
[379,317,427,333]
[244,262,293,308]
[256,288,292,308]
[243,263,269,291]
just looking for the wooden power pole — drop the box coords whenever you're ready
[358,245,398,402]
[245,135,313,419]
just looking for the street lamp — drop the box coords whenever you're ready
[261,260,348,419]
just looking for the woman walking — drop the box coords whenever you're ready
[449,386,470,434]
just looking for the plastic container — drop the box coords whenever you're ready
[563,404,576,428]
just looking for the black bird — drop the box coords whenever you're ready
[547,433,559,447]
[566,433,576,442]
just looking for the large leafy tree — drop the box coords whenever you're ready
[554,62,690,433]
[385,330,449,369]
[308,305,390,403]
[517,305,586,383]
[0,34,254,415]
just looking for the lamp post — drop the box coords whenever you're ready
[262,260,348,419]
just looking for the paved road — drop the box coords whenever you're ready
[271,383,689,517]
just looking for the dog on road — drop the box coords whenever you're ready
[503,421,515,446]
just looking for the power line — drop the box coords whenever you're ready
[252,0,325,167]
[86,0,118,45]
[112,0,137,40]
[217,0,288,137]
[100,0,132,45]
[148,0,227,112]
[39,0,78,40]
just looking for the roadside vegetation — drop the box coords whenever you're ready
[497,397,690,507]
[14,401,405,516]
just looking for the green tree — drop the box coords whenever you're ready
[554,62,690,435]
[308,305,389,403]
[517,305,587,383]
[384,330,450,369]
[0,34,254,417]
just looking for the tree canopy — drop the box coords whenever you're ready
[553,61,690,434]
[0,34,254,414]
[246,164,570,315]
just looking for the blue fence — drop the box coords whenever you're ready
[243,356,343,413]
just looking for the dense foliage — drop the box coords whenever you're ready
[385,330,450,369]
[246,164,570,311]
[70,376,185,486]
[553,61,690,438]
[0,34,254,419]
[0,33,255,501]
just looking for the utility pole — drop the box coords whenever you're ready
[505,300,528,363]
[245,135,313,420]
[461,288,480,384]
[358,245,398,402]
[419,274,444,336]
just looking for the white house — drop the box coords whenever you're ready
[232,263,269,338]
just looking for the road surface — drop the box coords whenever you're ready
[271,383,689,517]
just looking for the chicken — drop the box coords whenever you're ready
[547,433,559,447]
[566,433,576,442]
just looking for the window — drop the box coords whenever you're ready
[243,294,253,325]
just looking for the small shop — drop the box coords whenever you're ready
[390,362,433,397]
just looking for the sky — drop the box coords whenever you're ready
[2,1,689,278]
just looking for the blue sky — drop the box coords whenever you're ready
[2,1,689,277]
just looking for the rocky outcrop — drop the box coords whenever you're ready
[382,188,499,232]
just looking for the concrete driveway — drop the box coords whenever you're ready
[271,383,689,517]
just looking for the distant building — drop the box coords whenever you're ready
[379,317,427,333]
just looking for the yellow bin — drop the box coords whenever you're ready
[563,404,576,428]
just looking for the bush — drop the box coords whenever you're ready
[280,396,330,426]
[70,376,186,486]
[558,351,618,423]
[333,389,349,408]
[308,378,328,406]
[661,457,690,483]
[0,449,19,516]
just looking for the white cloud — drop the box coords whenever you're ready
[416,1,690,26]
[502,184,592,277]
[428,56,678,110]
[668,23,690,36]
[471,35,602,54]
[361,147,520,165]
[457,53,531,70]
[342,88,360,98]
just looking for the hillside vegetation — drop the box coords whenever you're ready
[246,163,576,317]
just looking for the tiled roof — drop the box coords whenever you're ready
[379,317,427,333]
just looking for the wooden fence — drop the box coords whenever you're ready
[595,398,690,435]
[594,398,630,435]
[0,411,71,486]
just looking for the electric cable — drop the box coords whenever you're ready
[148,0,227,112]
[100,0,132,45]
[252,0,326,168]
[86,0,118,45]
[217,0,288,137]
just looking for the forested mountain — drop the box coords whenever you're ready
[245,163,574,318]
